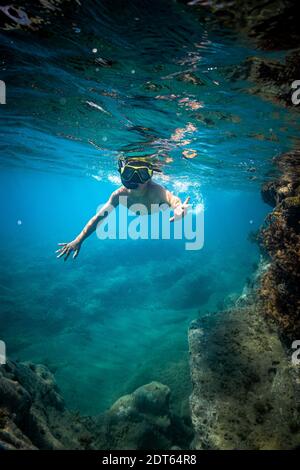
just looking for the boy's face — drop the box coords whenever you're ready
[119,161,152,189]
[121,176,151,190]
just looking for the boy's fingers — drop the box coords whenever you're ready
[58,243,67,246]
[64,250,70,261]
[73,250,79,259]
[184,196,190,205]
[57,247,67,258]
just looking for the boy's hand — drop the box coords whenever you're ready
[169,196,191,222]
[56,239,81,261]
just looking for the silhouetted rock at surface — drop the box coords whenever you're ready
[221,51,300,109]
[182,0,300,50]
[182,0,300,109]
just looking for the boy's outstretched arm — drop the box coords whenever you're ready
[164,189,190,222]
[56,190,120,261]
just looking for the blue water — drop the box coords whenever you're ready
[0,0,298,415]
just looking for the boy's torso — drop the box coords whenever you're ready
[119,182,167,214]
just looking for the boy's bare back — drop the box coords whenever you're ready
[110,180,179,213]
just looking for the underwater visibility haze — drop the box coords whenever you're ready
[0,0,300,450]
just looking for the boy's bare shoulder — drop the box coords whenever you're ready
[114,186,128,196]
[149,180,167,194]
[147,181,172,205]
[109,186,128,205]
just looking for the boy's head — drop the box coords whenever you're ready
[118,157,159,189]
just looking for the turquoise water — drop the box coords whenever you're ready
[0,0,298,416]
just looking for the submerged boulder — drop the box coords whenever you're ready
[0,360,93,450]
[189,300,300,450]
[0,363,192,450]
[93,381,193,450]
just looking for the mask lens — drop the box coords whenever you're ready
[137,168,151,182]
[121,166,136,180]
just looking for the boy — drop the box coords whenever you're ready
[57,158,190,260]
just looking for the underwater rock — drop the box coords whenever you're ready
[261,151,300,207]
[0,360,93,450]
[182,0,300,108]
[189,299,300,449]
[143,81,163,91]
[166,272,214,310]
[183,0,300,50]
[221,51,300,109]
[93,382,193,450]
[189,141,300,447]
[259,150,300,339]
[176,72,204,86]
[0,364,192,450]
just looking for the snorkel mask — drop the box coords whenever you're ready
[118,158,159,189]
